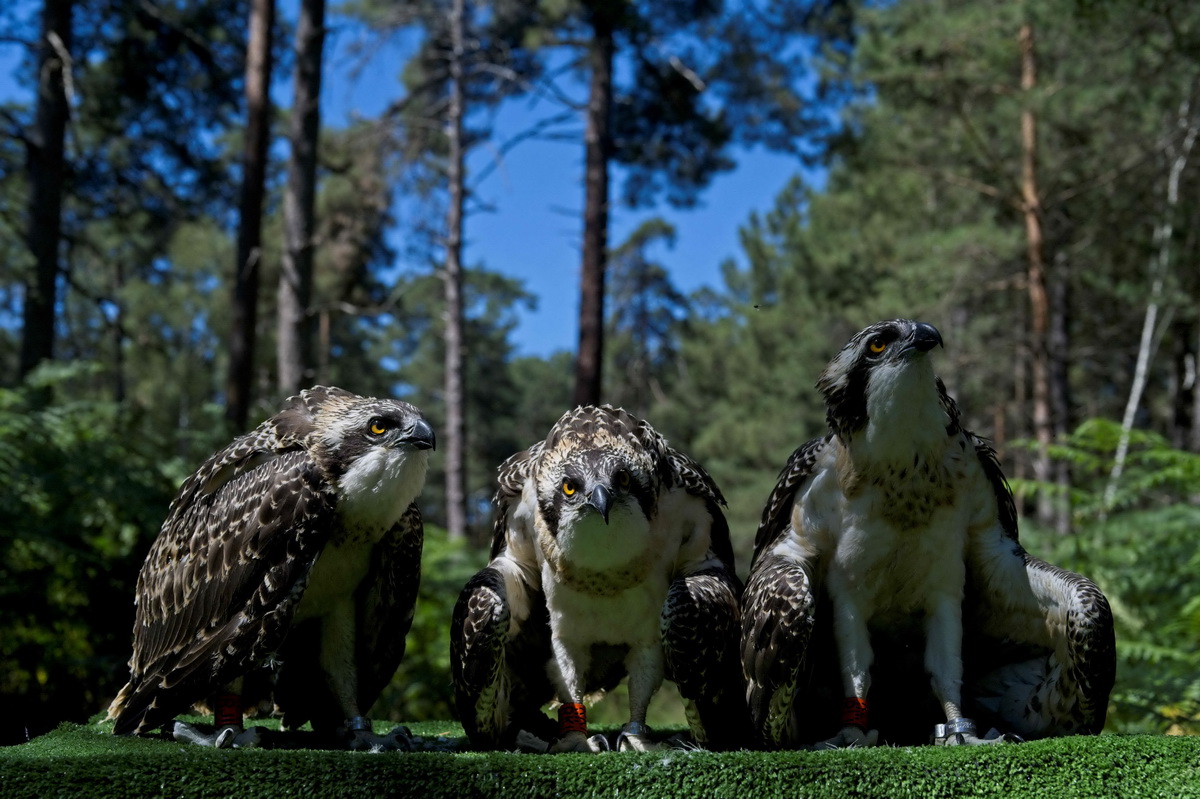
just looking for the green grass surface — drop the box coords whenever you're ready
[2,720,1198,799]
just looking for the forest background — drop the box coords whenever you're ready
[1,0,1198,748]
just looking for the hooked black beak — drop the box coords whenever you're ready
[586,484,612,524]
[403,418,436,451]
[910,322,943,353]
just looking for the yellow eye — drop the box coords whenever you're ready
[562,480,577,497]
[369,418,389,436]
[617,471,631,488]
[869,338,887,354]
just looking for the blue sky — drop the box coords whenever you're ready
[1,2,817,358]
[319,16,815,357]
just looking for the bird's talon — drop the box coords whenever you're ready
[616,721,658,751]
[215,726,238,748]
[549,730,608,753]
[231,726,264,748]
[932,718,1017,746]
[817,725,879,749]
[514,728,551,753]
[172,721,259,749]
[616,732,658,751]
[341,720,416,752]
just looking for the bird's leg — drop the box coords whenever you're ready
[821,598,879,748]
[317,606,414,752]
[616,645,664,752]
[547,640,608,753]
[171,677,263,748]
[925,594,1003,746]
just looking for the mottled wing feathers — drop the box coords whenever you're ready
[741,554,821,747]
[962,427,1115,737]
[451,564,556,748]
[663,567,748,748]
[1028,557,1116,734]
[963,533,1116,736]
[751,435,830,563]
[490,442,540,559]
[113,447,336,735]
[355,503,425,711]
[450,567,510,746]
[642,423,726,508]
[971,433,1019,541]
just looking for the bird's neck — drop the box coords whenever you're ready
[337,448,427,539]
[538,507,655,596]
[843,362,952,470]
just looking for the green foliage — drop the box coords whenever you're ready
[0,364,180,744]
[604,218,689,420]
[1017,419,1200,734]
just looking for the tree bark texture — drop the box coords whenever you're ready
[226,0,275,429]
[278,0,325,397]
[572,4,615,408]
[1018,22,1056,527]
[20,0,73,379]
[1171,320,1195,450]
[443,0,469,539]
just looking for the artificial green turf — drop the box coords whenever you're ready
[1,720,1197,799]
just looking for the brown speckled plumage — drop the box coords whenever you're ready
[108,386,432,737]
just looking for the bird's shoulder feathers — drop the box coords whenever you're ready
[752,435,832,565]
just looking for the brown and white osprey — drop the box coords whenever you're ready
[741,320,1115,748]
[107,386,434,749]
[451,405,746,752]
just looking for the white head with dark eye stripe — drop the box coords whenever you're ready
[290,389,436,534]
[815,319,947,442]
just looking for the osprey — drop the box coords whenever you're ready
[451,406,746,752]
[107,386,434,749]
[741,320,1115,748]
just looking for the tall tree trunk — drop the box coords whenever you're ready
[1192,324,1200,453]
[20,0,72,380]
[573,4,615,408]
[1105,92,1198,511]
[1019,23,1055,528]
[1170,320,1195,450]
[1049,251,1072,535]
[226,0,276,429]
[278,0,325,397]
[1011,293,1028,517]
[443,0,469,540]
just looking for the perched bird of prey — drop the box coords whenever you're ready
[107,386,434,749]
[451,405,746,752]
[741,320,1115,748]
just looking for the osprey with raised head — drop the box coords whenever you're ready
[107,386,434,749]
[741,320,1115,748]
[451,405,746,752]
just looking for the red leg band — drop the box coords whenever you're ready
[558,703,588,736]
[214,693,242,728]
[842,697,869,730]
